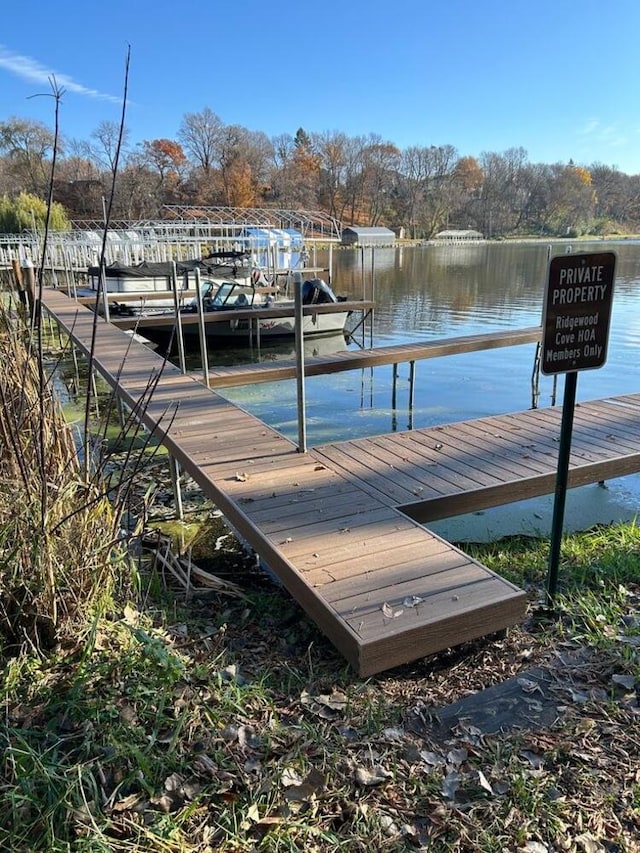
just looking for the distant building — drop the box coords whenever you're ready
[434,229,484,242]
[341,226,396,247]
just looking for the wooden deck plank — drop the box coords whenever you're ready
[334,561,500,620]
[389,426,551,483]
[352,591,527,674]
[507,408,639,459]
[320,546,478,600]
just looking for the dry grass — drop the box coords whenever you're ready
[0,302,133,655]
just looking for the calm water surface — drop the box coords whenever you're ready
[208,240,640,444]
[185,240,640,537]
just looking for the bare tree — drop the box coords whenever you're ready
[0,117,57,196]
[177,107,223,174]
[91,120,130,171]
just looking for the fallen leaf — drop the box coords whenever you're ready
[521,751,545,770]
[446,747,468,767]
[381,726,404,740]
[477,769,493,794]
[281,767,303,787]
[283,768,325,800]
[382,602,403,618]
[441,770,460,799]
[355,765,392,786]
[612,673,636,690]
[523,842,548,853]
[419,750,445,766]
[575,834,602,853]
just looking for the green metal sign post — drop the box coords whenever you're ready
[540,251,616,604]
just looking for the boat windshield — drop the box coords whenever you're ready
[203,281,253,308]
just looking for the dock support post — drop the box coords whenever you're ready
[10,259,26,311]
[171,262,186,373]
[392,363,398,410]
[99,261,110,322]
[169,456,184,521]
[294,277,307,453]
[193,268,210,387]
[408,360,416,429]
[22,258,36,321]
[116,395,127,429]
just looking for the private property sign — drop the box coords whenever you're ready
[541,251,616,375]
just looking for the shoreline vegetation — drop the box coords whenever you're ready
[1,289,640,852]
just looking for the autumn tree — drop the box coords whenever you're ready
[590,163,640,231]
[141,139,186,182]
[215,126,273,206]
[53,148,104,218]
[315,131,349,221]
[396,145,459,237]
[543,162,596,236]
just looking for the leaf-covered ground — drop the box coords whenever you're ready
[2,464,639,852]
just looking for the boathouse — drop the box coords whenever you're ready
[434,229,484,242]
[341,226,396,247]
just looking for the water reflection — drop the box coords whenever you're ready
[198,241,640,444]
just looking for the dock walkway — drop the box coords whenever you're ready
[41,288,530,676]
[41,289,640,676]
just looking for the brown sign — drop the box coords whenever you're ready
[541,251,616,375]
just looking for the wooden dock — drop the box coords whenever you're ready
[39,288,640,675]
[315,396,640,524]
[41,288,533,675]
[205,327,542,388]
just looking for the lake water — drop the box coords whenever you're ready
[191,240,640,540]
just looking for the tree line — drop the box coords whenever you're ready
[1,107,640,237]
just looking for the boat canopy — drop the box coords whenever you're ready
[87,256,249,279]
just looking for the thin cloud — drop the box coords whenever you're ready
[579,117,626,148]
[0,45,121,102]
[579,118,600,136]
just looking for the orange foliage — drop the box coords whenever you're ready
[454,156,484,192]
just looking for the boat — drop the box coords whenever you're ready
[133,270,351,345]
[82,252,256,313]
[77,254,357,350]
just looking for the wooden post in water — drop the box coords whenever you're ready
[11,259,27,309]
[21,258,36,317]
[408,360,416,429]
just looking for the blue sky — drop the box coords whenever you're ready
[2,0,640,173]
